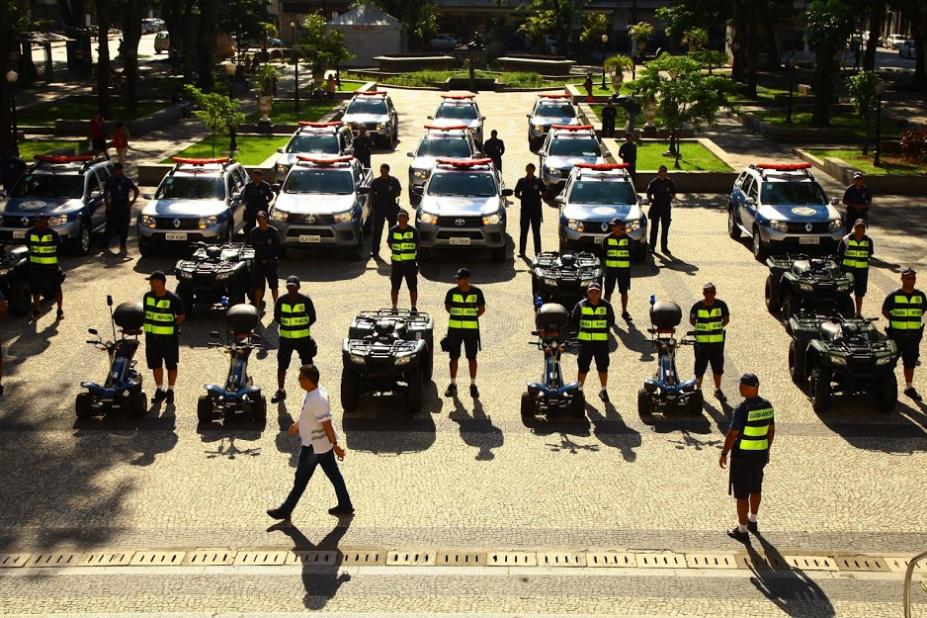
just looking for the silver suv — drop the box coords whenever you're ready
[273,121,355,182]
[407,124,479,205]
[341,91,399,146]
[537,124,604,196]
[427,95,485,146]
[526,93,580,150]
[138,157,248,255]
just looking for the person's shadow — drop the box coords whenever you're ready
[268,519,353,610]
[743,533,836,617]
[448,396,503,461]
[586,401,641,462]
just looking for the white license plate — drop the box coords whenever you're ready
[12,230,25,239]
[596,235,606,245]
[799,236,821,245]
[299,234,322,243]
[165,232,187,241]
[449,237,471,246]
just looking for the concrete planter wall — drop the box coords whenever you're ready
[374,55,456,72]
[739,112,859,144]
[794,147,927,196]
[137,164,274,187]
[444,77,496,91]
[630,170,738,194]
[497,56,575,76]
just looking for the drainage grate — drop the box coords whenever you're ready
[834,555,890,573]
[636,552,686,568]
[885,555,927,575]
[288,550,339,566]
[28,553,81,568]
[234,550,288,566]
[387,550,436,566]
[340,550,384,566]
[784,555,838,572]
[79,551,134,567]
[586,551,637,568]
[685,553,738,569]
[130,551,186,566]
[186,549,235,566]
[436,550,484,567]
[538,551,586,567]
[0,554,30,568]
[488,551,537,567]
[736,553,787,571]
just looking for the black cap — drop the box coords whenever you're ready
[853,218,865,228]
[740,373,760,387]
[34,212,48,220]
[455,267,471,279]
[257,210,269,219]
[901,267,917,277]
[609,218,625,227]
[397,209,409,219]
[587,281,602,291]
[703,282,716,291]
[146,270,167,282]
[285,275,300,287]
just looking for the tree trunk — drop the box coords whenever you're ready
[0,1,17,154]
[744,0,758,96]
[181,0,197,83]
[759,0,779,71]
[912,5,927,90]
[730,0,746,82]
[863,7,884,71]
[812,45,834,126]
[95,0,113,119]
[121,0,146,115]
[862,112,870,155]
[195,0,217,91]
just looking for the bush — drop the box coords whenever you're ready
[899,127,927,164]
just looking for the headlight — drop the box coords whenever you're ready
[141,215,156,229]
[829,355,847,366]
[216,271,231,281]
[482,213,500,225]
[547,168,561,178]
[876,356,892,366]
[394,354,411,366]
[770,220,788,232]
[828,218,842,231]
[276,163,289,174]
[798,282,814,292]
[567,219,584,232]
[333,210,354,223]
[349,353,366,365]
[180,270,193,279]
[419,211,438,225]
[413,169,429,180]
[48,214,68,227]
[580,279,593,287]
[533,124,547,132]
[271,209,288,222]
[376,123,386,130]
[544,278,557,287]
[625,219,640,232]
[198,215,218,230]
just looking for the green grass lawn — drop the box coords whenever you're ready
[337,80,365,92]
[751,109,901,139]
[162,135,289,166]
[806,148,925,176]
[636,142,732,172]
[570,82,633,96]
[246,100,338,125]
[17,98,168,127]
[587,104,629,123]
[17,140,87,160]
[343,69,562,89]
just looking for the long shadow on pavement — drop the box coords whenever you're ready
[340,383,440,455]
[743,533,836,617]
[267,519,353,611]
[586,401,642,463]
[448,395,503,461]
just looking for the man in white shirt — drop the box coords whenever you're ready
[268,364,354,520]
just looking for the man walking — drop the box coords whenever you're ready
[268,364,354,521]
[837,219,874,315]
[603,218,632,321]
[601,100,617,138]
[272,276,317,403]
[618,133,637,177]
[882,268,926,402]
[386,210,419,312]
[646,165,676,254]
[241,170,275,237]
[249,211,282,311]
[26,214,64,320]
[102,162,139,254]
[369,163,401,259]
[353,127,372,169]
[514,163,545,258]
[842,172,872,232]
[483,129,505,171]
[444,268,486,399]
[572,282,615,402]
[690,282,730,401]
[720,373,774,542]
[143,271,185,404]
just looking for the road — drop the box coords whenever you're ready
[1,87,926,616]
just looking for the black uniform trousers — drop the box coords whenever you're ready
[649,205,672,251]
[104,202,131,247]
[519,205,542,255]
[371,206,398,255]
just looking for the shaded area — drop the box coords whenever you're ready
[448,396,503,461]
[268,519,353,611]
[743,533,836,618]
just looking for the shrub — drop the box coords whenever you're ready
[899,127,927,164]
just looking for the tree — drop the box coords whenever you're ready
[806,0,856,125]
[604,54,633,91]
[655,0,729,37]
[847,70,880,154]
[579,12,607,45]
[372,0,438,49]
[119,0,148,115]
[94,0,113,118]
[629,54,738,169]
[218,0,272,67]
[893,0,927,90]
[516,0,590,54]
[684,28,724,74]
[183,84,244,156]
[0,0,29,153]
[295,12,352,81]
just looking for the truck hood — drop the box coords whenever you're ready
[431,118,480,130]
[276,152,338,167]
[1,197,83,216]
[410,156,439,171]
[420,195,502,216]
[760,203,839,221]
[562,202,639,223]
[142,199,228,217]
[531,116,578,127]
[343,113,389,125]
[274,193,356,214]
[546,155,604,170]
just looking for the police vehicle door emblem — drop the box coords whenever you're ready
[173,218,181,228]
[455,218,466,226]
[805,223,813,232]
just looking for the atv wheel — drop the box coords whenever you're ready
[176,282,195,318]
[75,392,94,418]
[788,340,805,384]
[570,391,586,418]
[407,366,424,414]
[197,395,214,424]
[251,394,267,422]
[340,367,361,412]
[752,227,769,262]
[69,222,91,256]
[129,391,148,418]
[228,283,246,306]
[727,207,741,240]
[764,275,778,315]
[780,293,797,322]
[421,345,434,382]
[7,277,31,317]
[520,392,534,419]
[872,373,898,414]
[838,295,856,318]
[687,389,704,416]
[810,365,832,413]
[637,388,651,417]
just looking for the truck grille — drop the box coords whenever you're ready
[155,217,201,230]
[287,213,335,225]
[786,222,831,234]
[438,216,483,228]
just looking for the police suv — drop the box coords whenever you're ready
[526,92,580,150]
[407,124,480,205]
[270,155,371,259]
[728,162,843,261]
[0,154,113,255]
[341,91,399,146]
[537,124,605,196]
[138,157,249,255]
[427,94,485,146]
[557,162,648,259]
[273,121,355,182]
[415,158,512,262]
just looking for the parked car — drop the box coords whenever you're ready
[407,124,479,205]
[427,94,485,146]
[341,91,399,146]
[537,124,605,196]
[429,33,458,51]
[273,121,355,182]
[886,34,908,49]
[154,31,170,54]
[141,18,165,34]
[526,93,581,151]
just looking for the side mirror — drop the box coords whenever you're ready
[210,330,220,338]
[427,115,433,120]
[276,147,284,153]
[271,183,281,193]
[357,186,370,195]
[554,195,565,205]
[501,188,514,197]
[88,328,98,335]
[406,152,413,157]
[106,295,113,306]
[90,190,102,199]
[745,197,756,206]
[480,116,486,120]
[143,193,153,200]
[526,114,531,118]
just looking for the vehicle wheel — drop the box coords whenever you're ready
[727,207,741,240]
[7,277,31,317]
[570,391,586,418]
[687,389,704,416]
[764,275,779,315]
[632,241,647,262]
[251,394,267,422]
[810,365,832,413]
[872,373,898,414]
[788,340,805,384]
[197,395,214,424]
[352,225,365,261]
[751,227,769,262]
[69,222,91,256]
[138,236,152,257]
[421,346,434,382]
[340,367,361,412]
[490,247,505,263]
[176,282,195,318]
[407,366,424,414]
[129,391,148,418]
[410,193,421,206]
[781,293,797,321]
[75,392,94,418]
[637,388,651,416]
[838,295,856,318]
[520,392,534,419]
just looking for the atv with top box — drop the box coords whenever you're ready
[0,242,31,316]
[530,250,602,310]
[173,241,255,316]
[765,254,854,321]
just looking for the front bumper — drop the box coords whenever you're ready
[417,220,506,249]
[138,220,226,243]
[271,219,362,247]
[559,224,647,249]
[760,226,843,250]
[0,219,82,242]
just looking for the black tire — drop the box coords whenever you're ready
[410,193,421,206]
[75,392,94,418]
[520,392,534,419]
[764,275,779,315]
[570,391,586,418]
[872,373,898,414]
[637,387,651,416]
[138,236,152,257]
[176,282,195,318]
[781,293,797,322]
[838,295,856,318]
[490,247,505,263]
[788,340,805,384]
[340,367,361,412]
[129,391,148,418]
[69,222,91,256]
[7,277,32,317]
[687,389,704,416]
[727,206,741,240]
[352,225,365,260]
[407,366,424,414]
[197,395,214,424]
[251,394,267,422]
[810,365,832,413]
[631,241,647,262]
[228,284,246,306]
[752,228,769,262]
[421,345,434,382]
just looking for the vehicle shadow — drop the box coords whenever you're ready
[524,412,597,454]
[585,401,642,462]
[197,411,265,460]
[638,406,722,452]
[417,237,518,284]
[71,401,180,466]
[613,320,655,361]
[818,399,927,453]
[267,519,353,611]
[448,396,504,461]
[341,383,440,454]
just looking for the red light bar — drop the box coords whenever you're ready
[424,123,469,131]
[34,154,94,163]
[441,93,475,99]
[575,163,629,170]
[755,162,812,171]
[435,157,494,167]
[539,92,572,99]
[296,155,354,165]
[551,124,594,131]
[298,120,343,128]
[356,91,387,96]
[171,156,230,165]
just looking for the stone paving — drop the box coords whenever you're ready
[1,87,926,615]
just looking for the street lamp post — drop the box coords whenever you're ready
[873,82,884,167]
[600,33,609,89]
[785,58,795,125]
[291,21,300,113]
[6,70,18,152]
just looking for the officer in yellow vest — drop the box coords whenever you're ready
[143,271,185,404]
[443,268,486,398]
[386,210,420,312]
[603,218,632,322]
[689,282,730,401]
[720,373,775,542]
[571,281,615,402]
[837,218,874,315]
[272,276,317,403]
[26,213,64,320]
[882,268,925,402]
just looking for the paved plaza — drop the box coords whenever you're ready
[1,88,926,616]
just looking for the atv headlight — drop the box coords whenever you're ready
[141,215,156,229]
[544,278,557,287]
[48,214,69,227]
[580,279,594,287]
[198,215,218,230]
[413,169,429,180]
[829,355,847,366]
[482,213,500,226]
[567,219,584,232]
[798,282,814,292]
[625,219,640,233]
[271,209,288,222]
[547,168,561,178]
[837,284,850,292]
[394,354,411,366]
[0,267,9,277]
[376,123,386,131]
[216,271,231,281]
[876,356,892,366]
[770,220,788,232]
[419,211,438,225]
[180,270,193,279]
[349,353,366,365]
[828,218,842,231]
[333,210,354,223]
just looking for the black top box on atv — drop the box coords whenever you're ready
[348,309,434,344]
[113,301,145,331]
[536,303,571,332]
[174,243,255,281]
[226,303,260,333]
[531,251,602,305]
[650,301,682,330]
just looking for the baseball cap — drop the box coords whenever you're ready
[740,373,760,387]
[588,281,602,291]
[146,270,167,282]
[455,267,471,279]
[397,209,409,219]
[901,267,917,277]
[703,282,716,291]
[256,210,269,219]
[853,218,866,228]
[853,172,864,179]
[34,212,48,220]
[609,218,625,226]
[285,275,300,287]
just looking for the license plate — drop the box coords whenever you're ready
[449,237,471,246]
[299,234,321,243]
[799,236,821,245]
[596,235,606,245]
[165,232,187,241]
[12,230,25,239]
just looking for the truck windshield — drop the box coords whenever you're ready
[549,138,600,157]
[284,170,355,195]
[435,104,478,120]
[10,174,84,199]
[416,137,472,158]
[569,179,636,205]
[155,176,225,200]
[286,134,340,154]
[536,103,576,118]
[346,99,387,115]
[761,182,826,206]
[427,172,496,197]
